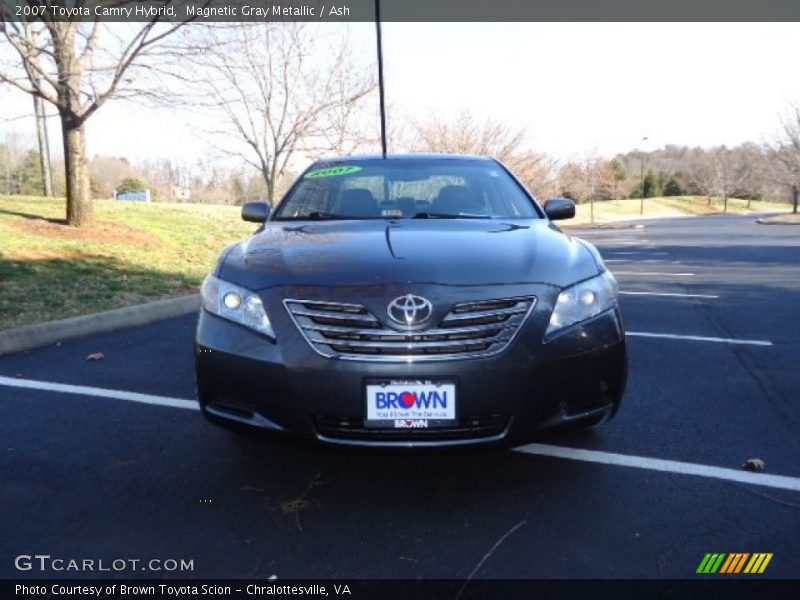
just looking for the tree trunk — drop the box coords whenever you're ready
[793,185,798,214]
[266,174,275,207]
[34,94,53,197]
[61,113,93,226]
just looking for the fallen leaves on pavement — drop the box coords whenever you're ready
[743,458,766,472]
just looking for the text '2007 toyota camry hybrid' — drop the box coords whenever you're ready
[195,154,627,447]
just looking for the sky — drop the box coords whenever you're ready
[2,22,800,166]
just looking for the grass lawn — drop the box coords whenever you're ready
[0,196,255,330]
[567,196,791,226]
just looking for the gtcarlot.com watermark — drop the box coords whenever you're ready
[14,554,194,573]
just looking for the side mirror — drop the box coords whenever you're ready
[241,202,270,223]
[544,198,575,221]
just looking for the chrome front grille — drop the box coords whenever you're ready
[284,296,536,361]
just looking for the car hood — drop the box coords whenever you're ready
[218,219,601,290]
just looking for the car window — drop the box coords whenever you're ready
[282,178,333,217]
[273,158,541,220]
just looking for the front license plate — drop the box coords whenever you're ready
[365,380,457,429]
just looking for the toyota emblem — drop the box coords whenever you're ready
[387,294,433,328]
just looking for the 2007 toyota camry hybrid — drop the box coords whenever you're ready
[195,154,627,447]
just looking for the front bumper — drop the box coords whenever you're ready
[194,299,627,448]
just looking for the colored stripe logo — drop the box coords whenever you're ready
[696,553,773,574]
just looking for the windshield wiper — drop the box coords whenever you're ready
[412,211,492,219]
[279,211,353,221]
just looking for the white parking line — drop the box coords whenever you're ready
[606,251,669,256]
[595,240,650,244]
[579,229,646,235]
[606,259,681,264]
[513,444,800,493]
[627,331,772,346]
[0,375,199,410]
[620,291,718,299]
[614,271,694,277]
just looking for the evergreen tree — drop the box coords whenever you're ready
[663,176,684,196]
[642,170,659,198]
[116,177,148,194]
[12,150,43,196]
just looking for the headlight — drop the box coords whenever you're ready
[200,274,275,339]
[545,270,618,337]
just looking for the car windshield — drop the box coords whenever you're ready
[272,158,541,220]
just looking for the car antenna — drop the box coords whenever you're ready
[375,0,388,159]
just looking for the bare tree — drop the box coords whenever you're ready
[0,4,201,225]
[685,148,716,205]
[734,142,768,207]
[507,151,559,200]
[414,111,526,159]
[557,161,585,201]
[412,111,556,197]
[586,157,615,222]
[322,43,380,156]
[187,23,376,204]
[767,104,800,213]
[88,154,132,198]
[707,146,749,212]
[557,156,614,222]
[32,89,53,196]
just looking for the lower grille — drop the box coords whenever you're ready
[285,296,536,361]
[315,414,507,441]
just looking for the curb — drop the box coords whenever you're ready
[0,294,200,357]
[756,217,800,225]
[563,222,645,230]
[563,213,704,230]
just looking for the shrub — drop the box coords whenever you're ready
[116,176,148,194]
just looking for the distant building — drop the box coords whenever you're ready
[172,186,191,201]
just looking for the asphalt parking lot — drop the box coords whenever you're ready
[1,214,799,579]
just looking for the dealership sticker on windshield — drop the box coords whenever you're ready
[365,380,456,428]
[304,165,362,178]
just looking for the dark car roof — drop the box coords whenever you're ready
[315,153,495,164]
